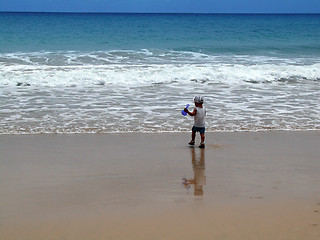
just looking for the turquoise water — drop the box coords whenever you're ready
[1,13,320,56]
[1,13,320,134]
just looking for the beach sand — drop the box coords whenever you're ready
[1,131,320,240]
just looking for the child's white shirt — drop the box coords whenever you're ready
[194,107,206,128]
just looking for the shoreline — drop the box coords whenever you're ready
[1,131,319,239]
[1,128,319,135]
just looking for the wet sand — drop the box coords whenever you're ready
[1,131,320,239]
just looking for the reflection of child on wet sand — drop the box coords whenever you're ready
[183,148,206,196]
[184,96,206,148]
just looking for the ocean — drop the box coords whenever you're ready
[1,13,320,134]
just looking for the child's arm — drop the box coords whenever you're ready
[184,107,197,116]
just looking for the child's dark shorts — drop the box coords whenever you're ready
[192,126,205,134]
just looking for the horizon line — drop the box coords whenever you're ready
[1,11,320,15]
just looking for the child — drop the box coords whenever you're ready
[184,96,206,148]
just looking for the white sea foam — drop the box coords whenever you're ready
[1,51,320,134]
[1,61,320,88]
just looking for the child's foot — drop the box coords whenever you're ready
[199,142,205,148]
[188,140,195,146]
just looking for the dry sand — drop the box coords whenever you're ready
[1,131,320,239]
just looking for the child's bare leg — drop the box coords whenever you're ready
[191,131,196,142]
[189,131,196,145]
[199,133,205,148]
[200,133,205,143]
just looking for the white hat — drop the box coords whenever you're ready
[194,96,204,104]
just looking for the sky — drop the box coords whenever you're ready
[0,0,320,13]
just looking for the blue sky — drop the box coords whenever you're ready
[1,0,320,13]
